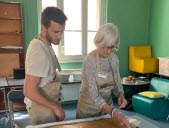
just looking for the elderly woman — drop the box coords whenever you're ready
[76,23,131,128]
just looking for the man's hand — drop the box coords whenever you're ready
[53,104,65,121]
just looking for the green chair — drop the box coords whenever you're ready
[132,77,169,120]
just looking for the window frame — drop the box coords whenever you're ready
[40,0,106,63]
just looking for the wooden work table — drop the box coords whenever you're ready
[51,118,122,128]
[26,115,124,128]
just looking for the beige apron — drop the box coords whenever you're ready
[76,51,115,119]
[28,35,63,125]
[28,76,63,125]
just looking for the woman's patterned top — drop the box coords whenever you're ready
[80,53,124,108]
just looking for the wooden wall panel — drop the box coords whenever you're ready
[0,53,20,77]
[0,34,23,47]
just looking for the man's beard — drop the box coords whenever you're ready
[46,32,53,43]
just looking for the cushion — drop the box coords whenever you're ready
[138,91,165,98]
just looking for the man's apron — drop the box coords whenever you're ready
[76,50,115,119]
[28,76,63,125]
[27,35,63,125]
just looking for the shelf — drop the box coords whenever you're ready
[0,1,24,69]
[0,48,23,53]
[0,2,21,19]
[0,34,23,47]
[0,17,22,20]
[0,19,22,33]
[0,32,22,34]
[0,32,22,35]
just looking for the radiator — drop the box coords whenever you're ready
[61,83,81,101]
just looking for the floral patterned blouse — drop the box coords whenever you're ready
[80,52,124,108]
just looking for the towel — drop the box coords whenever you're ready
[128,117,141,128]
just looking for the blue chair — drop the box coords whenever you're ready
[7,90,25,128]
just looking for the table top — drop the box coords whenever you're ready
[26,115,143,128]
[7,77,24,87]
[52,118,122,128]
[0,77,81,88]
[0,77,8,88]
[61,80,81,84]
[26,115,123,128]
[122,79,150,86]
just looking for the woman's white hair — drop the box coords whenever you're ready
[94,23,120,50]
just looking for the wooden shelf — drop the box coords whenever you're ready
[0,19,22,33]
[0,48,23,52]
[0,32,22,34]
[0,17,22,20]
[0,34,23,47]
[0,1,21,19]
[0,1,24,111]
[0,1,24,77]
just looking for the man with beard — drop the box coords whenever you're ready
[24,7,67,125]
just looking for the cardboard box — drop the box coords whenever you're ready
[158,57,169,76]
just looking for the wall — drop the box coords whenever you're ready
[148,0,169,57]
[21,0,40,52]
[107,0,150,76]
[1,0,152,75]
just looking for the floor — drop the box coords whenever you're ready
[0,103,168,128]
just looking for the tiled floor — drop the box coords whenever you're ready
[0,103,168,128]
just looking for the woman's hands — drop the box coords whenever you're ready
[113,110,131,128]
[118,93,127,109]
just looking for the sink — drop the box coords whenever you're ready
[72,71,82,81]
[57,71,71,83]
[57,69,82,82]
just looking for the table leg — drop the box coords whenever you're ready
[0,88,8,117]
[167,115,169,120]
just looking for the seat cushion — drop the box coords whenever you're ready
[138,91,165,98]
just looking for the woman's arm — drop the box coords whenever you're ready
[101,103,131,128]
[110,55,127,108]
[83,56,106,108]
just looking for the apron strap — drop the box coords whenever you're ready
[37,35,62,72]
[96,50,116,86]
[108,58,116,84]
[96,50,101,72]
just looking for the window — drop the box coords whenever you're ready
[41,0,106,62]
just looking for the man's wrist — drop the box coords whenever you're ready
[50,102,59,111]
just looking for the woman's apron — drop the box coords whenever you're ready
[28,35,63,125]
[76,51,115,119]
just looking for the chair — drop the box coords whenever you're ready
[129,45,159,74]
[132,77,169,120]
[7,90,25,128]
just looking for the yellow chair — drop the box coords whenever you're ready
[129,45,159,74]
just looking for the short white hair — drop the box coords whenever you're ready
[94,23,120,50]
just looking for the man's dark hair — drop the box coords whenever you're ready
[41,7,67,28]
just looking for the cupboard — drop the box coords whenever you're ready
[0,1,24,77]
[0,1,25,111]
